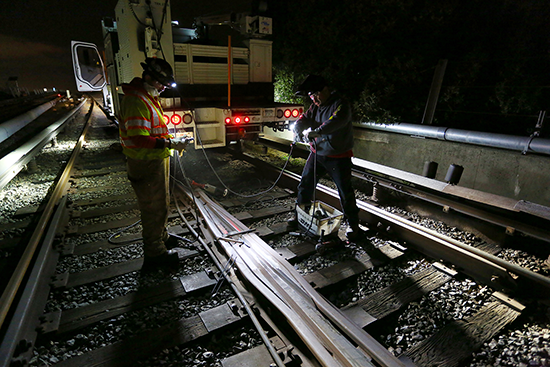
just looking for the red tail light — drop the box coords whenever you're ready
[163,115,169,123]
[226,116,250,124]
[291,109,300,118]
[284,109,292,118]
[171,114,181,125]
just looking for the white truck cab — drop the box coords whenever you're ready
[72,0,302,149]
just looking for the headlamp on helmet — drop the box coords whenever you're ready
[141,57,176,88]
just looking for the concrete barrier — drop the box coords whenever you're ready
[353,126,550,207]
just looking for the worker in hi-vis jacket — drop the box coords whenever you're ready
[119,57,188,270]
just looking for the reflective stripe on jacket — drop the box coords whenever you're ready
[119,78,171,160]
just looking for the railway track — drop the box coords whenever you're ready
[1,98,550,367]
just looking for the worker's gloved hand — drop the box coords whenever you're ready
[170,137,192,152]
[294,131,305,144]
[292,122,307,143]
[303,129,320,141]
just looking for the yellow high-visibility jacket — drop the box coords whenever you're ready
[119,78,171,160]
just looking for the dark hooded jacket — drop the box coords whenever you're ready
[295,91,353,156]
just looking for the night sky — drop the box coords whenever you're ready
[0,0,251,93]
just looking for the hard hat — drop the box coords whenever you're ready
[141,58,176,87]
[295,75,327,97]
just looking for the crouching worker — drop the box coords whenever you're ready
[289,74,362,241]
[119,57,189,270]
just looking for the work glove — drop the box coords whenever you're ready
[303,128,320,142]
[294,131,305,144]
[170,137,193,154]
[291,121,306,143]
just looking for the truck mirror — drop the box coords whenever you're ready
[71,41,106,92]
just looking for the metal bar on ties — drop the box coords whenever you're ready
[192,189,402,367]
[173,186,286,367]
[192,193,349,366]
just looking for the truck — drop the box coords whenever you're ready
[71,0,303,149]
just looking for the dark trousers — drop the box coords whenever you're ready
[297,153,359,226]
[126,157,170,257]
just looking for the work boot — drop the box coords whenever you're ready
[346,223,364,242]
[164,234,181,249]
[287,212,298,229]
[142,249,180,271]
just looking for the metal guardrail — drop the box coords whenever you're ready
[353,121,550,156]
[0,99,86,191]
[0,98,60,144]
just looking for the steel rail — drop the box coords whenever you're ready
[350,158,550,244]
[188,187,403,367]
[0,99,93,331]
[233,150,550,297]
[258,136,550,243]
[0,196,68,367]
[357,198,550,295]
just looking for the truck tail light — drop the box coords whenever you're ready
[171,114,181,125]
[163,115,169,123]
[291,109,300,118]
[284,109,292,118]
[227,116,250,124]
[183,113,193,124]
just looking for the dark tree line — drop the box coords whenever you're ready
[269,0,550,136]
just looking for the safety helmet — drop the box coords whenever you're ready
[141,58,176,88]
[295,74,327,97]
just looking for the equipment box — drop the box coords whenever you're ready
[296,201,343,237]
